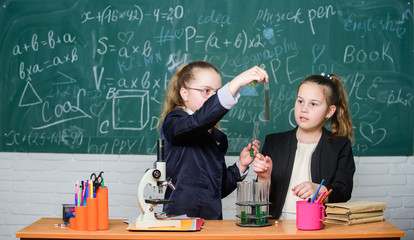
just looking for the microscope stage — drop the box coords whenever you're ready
[145,198,175,204]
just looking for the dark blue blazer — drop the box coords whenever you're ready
[262,127,355,219]
[161,94,243,220]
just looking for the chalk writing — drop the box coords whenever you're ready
[343,41,393,64]
[0,0,412,156]
[80,5,144,25]
[344,11,410,38]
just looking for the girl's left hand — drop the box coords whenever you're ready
[238,140,260,173]
[292,181,328,201]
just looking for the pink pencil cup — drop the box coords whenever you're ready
[296,200,325,230]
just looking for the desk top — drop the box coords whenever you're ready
[16,218,404,240]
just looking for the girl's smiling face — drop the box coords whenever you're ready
[294,82,335,133]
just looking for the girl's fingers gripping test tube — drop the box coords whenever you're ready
[251,64,266,87]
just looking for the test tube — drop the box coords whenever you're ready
[236,182,244,224]
[260,181,270,224]
[253,181,261,225]
[264,82,270,121]
[249,122,259,157]
[238,181,252,225]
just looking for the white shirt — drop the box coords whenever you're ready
[280,142,317,220]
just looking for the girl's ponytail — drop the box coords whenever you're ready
[329,74,354,142]
[157,64,187,130]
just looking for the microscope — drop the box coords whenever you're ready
[134,139,181,228]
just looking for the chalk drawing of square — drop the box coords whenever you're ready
[113,90,149,130]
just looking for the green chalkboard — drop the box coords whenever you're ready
[0,0,413,155]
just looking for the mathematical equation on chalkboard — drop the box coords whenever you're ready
[1,0,413,155]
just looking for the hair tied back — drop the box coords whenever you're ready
[321,73,333,81]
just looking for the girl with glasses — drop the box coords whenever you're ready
[158,60,268,220]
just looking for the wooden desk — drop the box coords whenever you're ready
[16,218,404,240]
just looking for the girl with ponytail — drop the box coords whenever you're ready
[253,73,355,220]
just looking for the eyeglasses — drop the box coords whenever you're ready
[187,87,218,98]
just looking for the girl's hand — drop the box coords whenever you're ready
[238,140,260,173]
[228,66,269,96]
[253,153,272,182]
[292,181,328,201]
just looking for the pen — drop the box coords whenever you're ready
[311,179,324,203]
[78,186,82,207]
[84,181,88,200]
[322,189,333,202]
[89,179,93,198]
[75,181,79,206]
[316,190,326,203]
[81,184,86,206]
[77,181,79,204]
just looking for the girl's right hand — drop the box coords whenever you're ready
[253,153,272,182]
[292,181,328,201]
[228,66,269,96]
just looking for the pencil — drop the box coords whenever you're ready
[311,179,324,203]
[316,190,326,203]
[322,189,333,202]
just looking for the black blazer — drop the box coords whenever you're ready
[161,94,243,220]
[262,127,355,219]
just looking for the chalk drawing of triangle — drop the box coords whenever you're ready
[19,81,42,107]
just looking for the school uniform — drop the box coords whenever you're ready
[262,127,355,219]
[161,84,246,220]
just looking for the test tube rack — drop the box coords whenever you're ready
[236,200,272,227]
[236,180,272,227]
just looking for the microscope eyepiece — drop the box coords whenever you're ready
[157,139,165,162]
